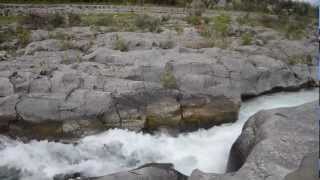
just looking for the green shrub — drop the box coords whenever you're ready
[197,13,231,49]
[161,70,178,89]
[241,33,253,45]
[16,26,30,47]
[20,13,47,29]
[95,15,115,26]
[185,15,203,26]
[284,23,304,40]
[20,13,65,29]
[0,32,5,44]
[288,54,313,65]
[49,31,72,40]
[0,16,21,26]
[161,15,171,23]
[60,40,75,50]
[67,13,82,26]
[174,25,184,35]
[134,14,162,33]
[113,34,128,52]
[0,28,16,48]
[48,13,65,28]
[213,13,231,37]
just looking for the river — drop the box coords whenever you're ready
[0,89,317,180]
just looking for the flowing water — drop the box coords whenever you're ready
[0,89,317,180]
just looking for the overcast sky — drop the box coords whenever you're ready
[298,0,318,5]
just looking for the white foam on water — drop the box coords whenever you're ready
[0,89,317,180]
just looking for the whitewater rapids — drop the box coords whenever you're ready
[0,89,317,180]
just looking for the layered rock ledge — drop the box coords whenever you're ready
[0,27,317,139]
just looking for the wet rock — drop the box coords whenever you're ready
[95,163,187,180]
[189,169,218,180]
[193,102,318,180]
[53,172,87,180]
[0,166,21,180]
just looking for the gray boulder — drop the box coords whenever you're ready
[30,30,49,42]
[0,95,19,132]
[190,102,318,180]
[24,39,64,55]
[0,78,14,97]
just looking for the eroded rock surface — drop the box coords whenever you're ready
[0,25,317,139]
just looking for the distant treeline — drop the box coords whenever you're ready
[0,0,192,6]
[0,0,316,17]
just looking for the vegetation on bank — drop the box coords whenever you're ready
[0,0,316,52]
[0,0,316,15]
[0,0,192,6]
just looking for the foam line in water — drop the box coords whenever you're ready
[0,89,317,180]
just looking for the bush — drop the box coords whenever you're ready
[241,33,253,45]
[134,14,162,33]
[20,13,65,29]
[16,26,30,47]
[287,54,313,65]
[49,31,72,40]
[185,15,203,26]
[48,13,65,28]
[213,13,231,37]
[198,14,231,49]
[0,29,15,44]
[20,13,48,29]
[0,32,5,44]
[95,15,115,26]
[284,23,304,40]
[113,34,129,52]
[161,70,178,89]
[174,25,184,35]
[67,13,82,26]
[60,40,74,50]
[188,0,206,16]
[161,15,171,23]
